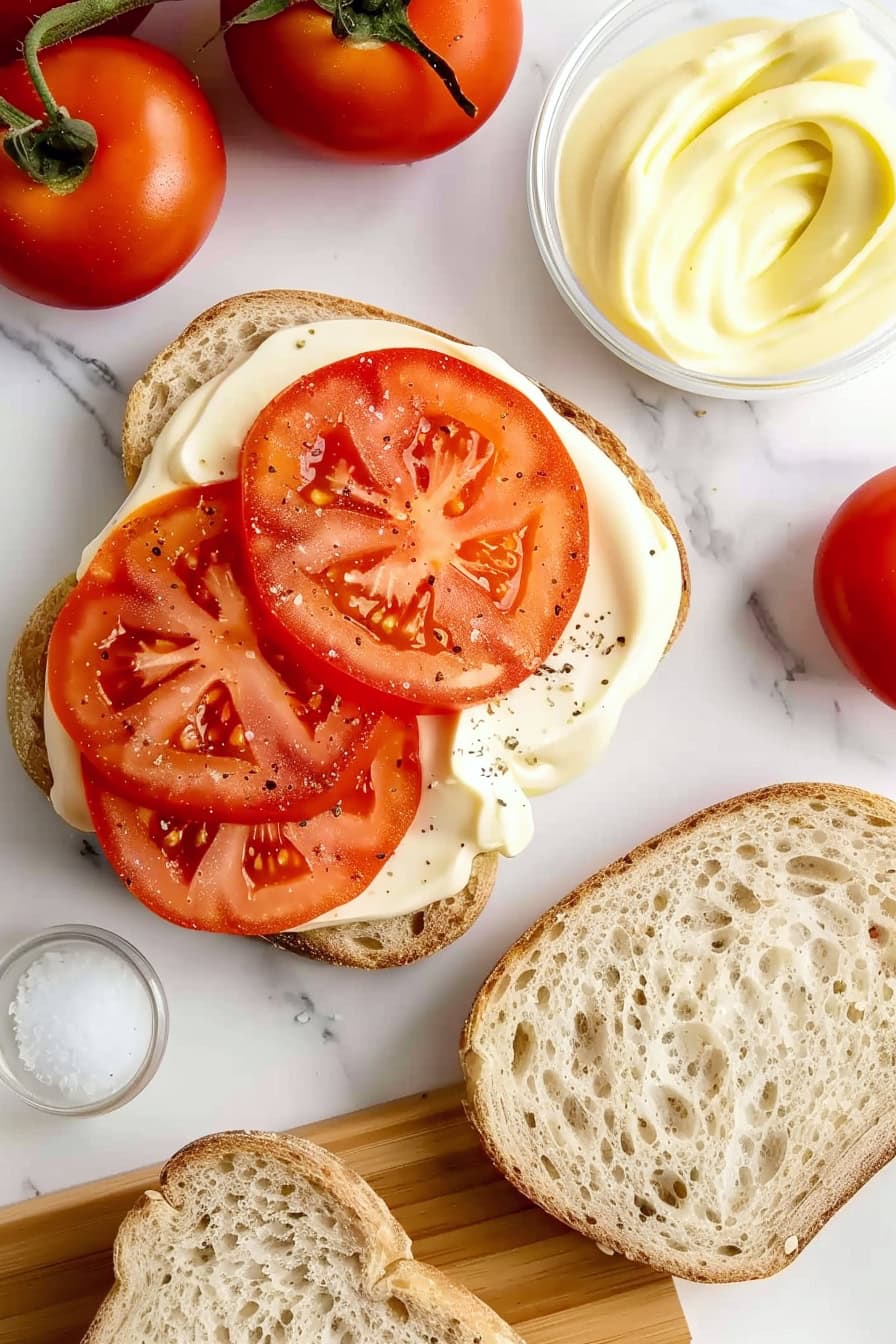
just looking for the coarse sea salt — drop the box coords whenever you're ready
[9,945,153,1104]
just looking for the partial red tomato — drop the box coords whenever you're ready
[815,467,896,708]
[240,348,589,710]
[48,484,394,820]
[0,2,151,63]
[0,37,225,307]
[221,0,522,162]
[84,716,421,934]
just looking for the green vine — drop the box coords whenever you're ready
[0,0,159,191]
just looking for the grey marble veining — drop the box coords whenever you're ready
[0,318,123,457]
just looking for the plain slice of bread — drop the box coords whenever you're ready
[462,783,896,1282]
[82,1130,522,1344]
[10,290,688,969]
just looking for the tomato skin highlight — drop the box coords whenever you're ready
[0,37,225,308]
[815,467,896,708]
[240,347,589,711]
[221,0,522,163]
[47,483,400,821]
[83,714,421,935]
[0,2,150,62]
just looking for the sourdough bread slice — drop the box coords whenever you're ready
[462,783,896,1282]
[9,290,688,968]
[82,1130,522,1344]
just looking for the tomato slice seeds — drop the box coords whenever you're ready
[240,348,589,710]
[47,483,394,821]
[84,716,421,934]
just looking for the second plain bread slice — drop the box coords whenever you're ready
[462,783,896,1282]
[83,1130,522,1344]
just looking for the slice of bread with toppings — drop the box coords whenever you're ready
[8,291,688,968]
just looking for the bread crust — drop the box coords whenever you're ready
[461,781,896,1282]
[9,290,688,969]
[6,574,75,797]
[82,1129,522,1344]
[268,852,498,968]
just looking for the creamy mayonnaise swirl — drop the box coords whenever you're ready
[558,11,896,375]
[45,321,682,928]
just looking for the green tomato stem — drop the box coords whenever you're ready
[23,0,154,119]
[1,0,166,191]
[320,0,477,118]
[0,95,40,133]
[381,14,476,118]
[223,0,478,118]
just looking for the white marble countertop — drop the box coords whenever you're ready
[3,1,896,1339]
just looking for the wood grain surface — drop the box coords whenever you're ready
[0,1084,689,1344]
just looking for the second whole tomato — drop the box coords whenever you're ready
[221,0,522,163]
[0,36,226,308]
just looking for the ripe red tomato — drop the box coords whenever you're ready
[815,467,896,708]
[84,715,421,933]
[0,2,151,63]
[0,37,225,307]
[240,348,589,710]
[221,0,522,162]
[48,484,394,821]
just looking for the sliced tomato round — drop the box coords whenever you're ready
[240,348,590,710]
[48,483,392,820]
[83,715,421,934]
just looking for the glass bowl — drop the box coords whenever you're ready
[0,925,168,1116]
[529,0,896,398]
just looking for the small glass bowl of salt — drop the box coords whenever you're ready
[0,925,168,1115]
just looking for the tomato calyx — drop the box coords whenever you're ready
[2,110,96,192]
[325,0,476,117]
[222,0,477,118]
[0,0,152,191]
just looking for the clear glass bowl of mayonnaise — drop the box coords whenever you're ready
[530,0,896,397]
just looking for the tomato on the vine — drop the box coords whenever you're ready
[0,37,225,308]
[0,0,150,64]
[221,0,522,163]
[815,467,896,709]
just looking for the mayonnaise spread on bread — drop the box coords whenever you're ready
[44,321,682,928]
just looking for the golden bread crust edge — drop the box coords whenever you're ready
[265,852,498,968]
[6,573,75,796]
[460,781,896,1282]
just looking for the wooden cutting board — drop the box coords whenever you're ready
[0,1084,688,1344]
